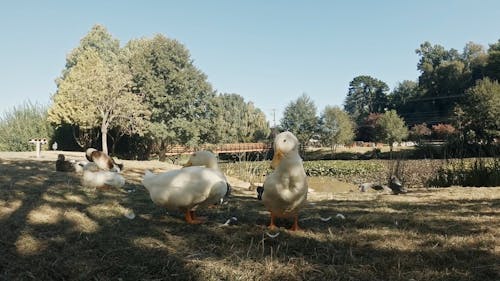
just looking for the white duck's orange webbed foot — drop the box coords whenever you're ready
[184,210,206,224]
[289,215,301,231]
[268,212,277,230]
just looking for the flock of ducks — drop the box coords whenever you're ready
[56,131,309,231]
[56,148,125,189]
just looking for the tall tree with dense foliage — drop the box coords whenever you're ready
[125,35,216,159]
[344,75,389,124]
[319,106,354,154]
[485,40,500,81]
[62,24,121,80]
[212,93,270,143]
[388,80,421,125]
[376,110,409,153]
[463,41,488,82]
[280,93,318,147]
[239,102,270,143]
[49,24,150,154]
[410,41,489,125]
[49,48,150,154]
[389,80,419,108]
[457,78,500,143]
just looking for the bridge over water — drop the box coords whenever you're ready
[164,142,272,156]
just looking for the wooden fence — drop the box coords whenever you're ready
[164,142,272,156]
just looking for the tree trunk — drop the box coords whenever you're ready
[109,131,124,156]
[72,126,99,149]
[101,125,108,155]
[158,140,167,162]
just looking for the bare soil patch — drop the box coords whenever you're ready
[1,152,499,280]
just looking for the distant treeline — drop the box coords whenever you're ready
[0,25,498,159]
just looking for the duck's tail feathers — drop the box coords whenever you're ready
[142,170,155,190]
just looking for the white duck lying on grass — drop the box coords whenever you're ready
[261,131,308,231]
[82,162,125,189]
[142,151,230,224]
[85,148,123,172]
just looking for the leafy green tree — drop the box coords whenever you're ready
[212,93,270,143]
[485,40,500,81]
[376,110,409,153]
[389,80,419,109]
[388,80,422,125]
[0,102,54,151]
[126,35,216,159]
[344,75,389,124]
[281,93,318,147]
[413,41,483,125]
[319,106,354,154]
[211,93,240,143]
[62,24,120,80]
[49,49,150,154]
[457,78,500,143]
[239,102,270,142]
[462,41,488,82]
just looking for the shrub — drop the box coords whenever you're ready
[428,158,500,187]
[0,102,54,151]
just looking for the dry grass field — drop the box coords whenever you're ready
[1,151,499,281]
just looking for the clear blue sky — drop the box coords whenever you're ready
[1,0,500,123]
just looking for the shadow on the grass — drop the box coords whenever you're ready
[0,159,498,281]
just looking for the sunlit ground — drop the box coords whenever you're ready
[0,152,499,281]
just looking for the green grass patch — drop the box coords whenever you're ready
[220,160,385,183]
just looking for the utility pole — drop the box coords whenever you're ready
[271,108,276,128]
[270,108,277,138]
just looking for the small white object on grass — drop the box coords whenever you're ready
[336,213,346,220]
[221,216,238,226]
[320,216,332,222]
[125,210,136,219]
[265,232,280,238]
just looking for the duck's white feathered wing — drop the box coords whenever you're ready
[142,167,227,210]
[263,168,308,215]
[83,170,125,188]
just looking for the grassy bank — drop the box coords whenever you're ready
[1,158,499,280]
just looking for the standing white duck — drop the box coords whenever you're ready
[142,151,229,224]
[82,162,125,189]
[262,131,308,231]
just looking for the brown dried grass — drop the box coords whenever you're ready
[0,153,499,281]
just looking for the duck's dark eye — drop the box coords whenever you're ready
[283,139,287,142]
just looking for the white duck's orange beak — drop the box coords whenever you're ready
[270,149,284,169]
